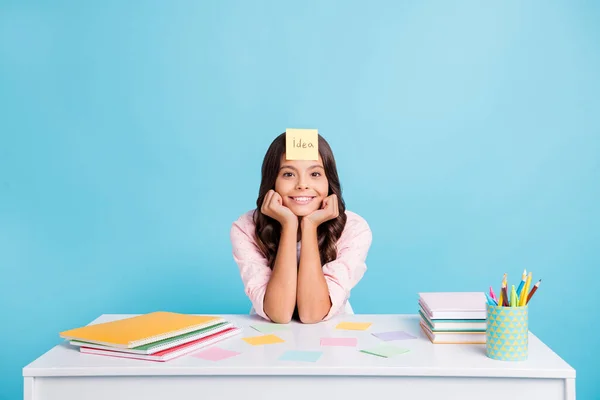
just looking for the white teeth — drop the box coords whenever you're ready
[293,197,312,201]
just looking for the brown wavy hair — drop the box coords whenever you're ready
[253,133,347,269]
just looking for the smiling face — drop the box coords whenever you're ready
[274,154,329,217]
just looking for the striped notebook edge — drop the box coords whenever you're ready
[420,321,485,344]
[419,310,486,332]
[80,326,242,362]
[127,318,227,348]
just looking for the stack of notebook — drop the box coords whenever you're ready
[60,311,241,362]
[418,292,486,344]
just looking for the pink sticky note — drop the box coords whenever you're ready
[191,347,241,361]
[320,337,358,347]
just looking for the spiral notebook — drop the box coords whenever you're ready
[70,321,234,355]
[80,326,241,362]
[60,312,224,349]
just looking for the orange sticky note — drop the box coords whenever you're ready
[285,128,318,160]
[242,334,285,346]
[335,322,372,331]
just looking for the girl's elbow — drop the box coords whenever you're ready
[265,308,293,324]
[298,311,325,324]
[271,314,293,324]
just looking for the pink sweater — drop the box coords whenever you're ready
[230,210,372,321]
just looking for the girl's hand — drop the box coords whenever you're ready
[303,194,339,228]
[261,190,297,227]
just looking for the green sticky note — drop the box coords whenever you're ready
[360,344,410,358]
[251,323,291,334]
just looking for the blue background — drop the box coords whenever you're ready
[1,1,598,398]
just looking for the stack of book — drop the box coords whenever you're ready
[418,292,487,344]
[60,311,241,362]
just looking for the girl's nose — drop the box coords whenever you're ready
[296,181,309,190]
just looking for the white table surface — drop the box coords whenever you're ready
[24,313,574,378]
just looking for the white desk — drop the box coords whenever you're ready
[23,314,576,400]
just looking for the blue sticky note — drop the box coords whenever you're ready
[278,350,322,363]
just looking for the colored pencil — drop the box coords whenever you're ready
[485,292,497,306]
[519,272,533,306]
[498,273,506,307]
[510,285,518,307]
[516,269,527,297]
[526,279,541,304]
[489,286,498,303]
[502,281,509,307]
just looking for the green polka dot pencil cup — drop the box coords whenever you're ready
[485,304,528,361]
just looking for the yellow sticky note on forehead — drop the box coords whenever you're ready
[285,128,318,160]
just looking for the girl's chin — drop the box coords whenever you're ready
[293,211,314,217]
[286,205,319,217]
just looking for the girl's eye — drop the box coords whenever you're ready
[312,172,321,177]
[282,172,294,177]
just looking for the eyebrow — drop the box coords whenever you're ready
[279,165,324,171]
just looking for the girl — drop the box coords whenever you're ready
[230,133,372,324]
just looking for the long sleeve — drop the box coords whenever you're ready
[231,209,372,322]
[321,211,372,320]
[230,211,272,321]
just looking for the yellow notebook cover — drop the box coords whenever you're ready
[60,312,224,348]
